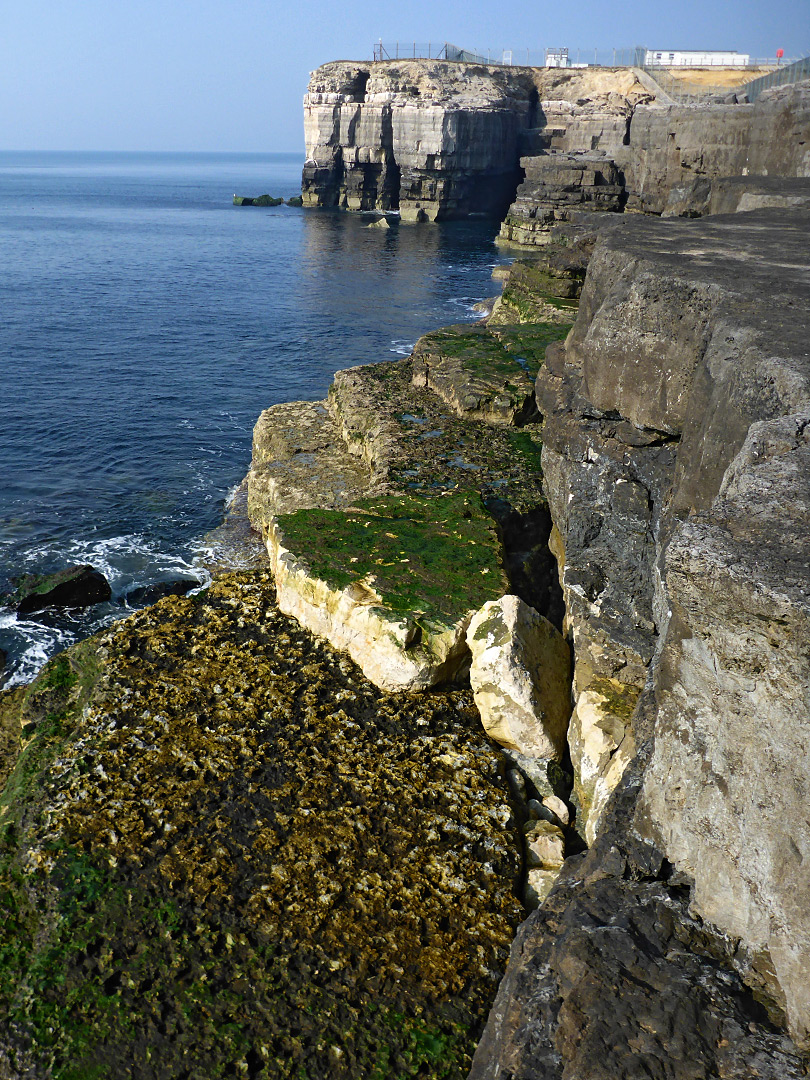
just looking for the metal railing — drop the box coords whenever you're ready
[373,42,492,63]
[372,43,641,67]
[636,53,808,105]
[369,42,807,85]
[740,55,810,101]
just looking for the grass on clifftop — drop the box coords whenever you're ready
[279,492,507,627]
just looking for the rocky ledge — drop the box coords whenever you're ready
[0,573,523,1078]
[471,204,810,1075]
[246,314,573,697]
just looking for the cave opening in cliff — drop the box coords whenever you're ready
[347,70,370,103]
[528,87,540,129]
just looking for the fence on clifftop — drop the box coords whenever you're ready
[636,52,808,104]
[371,43,639,66]
[741,55,810,100]
[370,42,794,70]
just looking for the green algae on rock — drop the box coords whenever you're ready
[267,493,509,692]
[0,572,522,1079]
[278,493,505,626]
[411,326,542,425]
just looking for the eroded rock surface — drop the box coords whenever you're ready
[0,574,523,1078]
[622,81,810,215]
[473,205,810,1070]
[470,762,810,1080]
[467,595,571,761]
[499,82,810,245]
[247,313,571,693]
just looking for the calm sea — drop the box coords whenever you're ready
[0,151,504,686]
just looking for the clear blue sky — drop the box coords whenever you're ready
[1,0,807,152]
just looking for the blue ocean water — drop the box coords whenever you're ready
[0,151,504,686]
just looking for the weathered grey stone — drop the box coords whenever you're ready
[247,400,371,525]
[497,82,810,241]
[524,819,565,869]
[302,61,655,220]
[520,206,810,1055]
[471,764,810,1079]
[663,174,810,217]
[467,595,571,761]
[498,152,625,246]
[621,82,810,214]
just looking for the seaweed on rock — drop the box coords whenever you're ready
[0,573,522,1079]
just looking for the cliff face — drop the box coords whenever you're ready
[499,81,810,243]
[472,205,810,1073]
[622,81,810,214]
[302,61,653,221]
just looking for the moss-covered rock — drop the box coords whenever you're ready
[267,493,508,691]
[0,573,522,1079]
[9,565,111,614]
[328,358,547,512]
[489,257,582,326]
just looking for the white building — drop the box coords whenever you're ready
[644,49,750,67]
[545,48,569,68]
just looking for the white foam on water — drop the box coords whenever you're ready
[389,339,416,356]
[447,295,487,316]
[1,531,211,687]
[0,609,77,688]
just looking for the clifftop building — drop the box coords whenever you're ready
[644,48,750,66]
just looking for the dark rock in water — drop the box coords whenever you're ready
[233,194,284,206]
[13,565,112,614]
[286,195,303,207]
[122,578,199,607]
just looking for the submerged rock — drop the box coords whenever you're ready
[11,564,111,614]
[122,577,199,607]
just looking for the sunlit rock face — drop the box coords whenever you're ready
[301,60,654,221]
[471,201,810,1079]
[302,59,534,221]
[537,206,810,1048]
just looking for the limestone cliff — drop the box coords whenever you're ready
[471,206,810,1075]
[302,61,653,221]
[622,81,810,214]
[499,81,810,244]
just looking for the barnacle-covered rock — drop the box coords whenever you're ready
[0,572,522,1079]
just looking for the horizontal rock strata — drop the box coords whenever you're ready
[622,81,810,214]
[499,81,810,245]
[302,61,654,220]
[497,153,625,245]
[472,205,810,1070]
